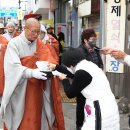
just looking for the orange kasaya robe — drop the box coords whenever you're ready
[3,39,65,130]
[45,42,59,63]
[0,35,9,96]
[47,34,59,58]
[0,32,21,96]
[0,35,8,44]
[13,31,21,37]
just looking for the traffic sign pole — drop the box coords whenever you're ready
[18,0,22,32]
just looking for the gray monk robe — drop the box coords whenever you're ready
[0,32,65,130]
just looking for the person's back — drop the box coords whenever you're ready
[76,60,119,130]
[77,60,112,97]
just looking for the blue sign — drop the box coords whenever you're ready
[0,7,18,17]
[10,13,17,17]
[0,12,6,17]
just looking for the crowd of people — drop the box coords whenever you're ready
[0,17,129,130]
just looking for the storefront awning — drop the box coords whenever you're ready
[24,13,42,20]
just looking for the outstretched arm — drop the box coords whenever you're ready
[111,50,130,66]
[101,48,130,66]
[48,63,74,78]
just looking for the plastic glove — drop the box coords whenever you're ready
[32,68,47,80]
[52,70,62,76]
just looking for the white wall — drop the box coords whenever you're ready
[33,0,50,13]
[26,0,33,13]
[1,0,18,7]
[26,0,51,20]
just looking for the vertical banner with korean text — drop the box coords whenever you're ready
[106,0,126,73]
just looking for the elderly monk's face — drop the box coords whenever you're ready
[25,23,40,42]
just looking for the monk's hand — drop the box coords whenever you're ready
[48,63,56,70]
[32,68,47,80]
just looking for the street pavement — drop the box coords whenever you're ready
[62,103,130,130]
[0,103,129,130]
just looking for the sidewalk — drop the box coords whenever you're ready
[62,103,130,130]
[0,103,129,130]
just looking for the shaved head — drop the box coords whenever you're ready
[25,18,40,29]
[24,18,41,41]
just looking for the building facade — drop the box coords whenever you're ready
[25,0,130,101]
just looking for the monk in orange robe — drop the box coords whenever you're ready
[47,34,59,58]
[3,22,20,41]
[0,31,20,96]
[1,18,65,130]
[0,35,9,95]
[39,24,59,63]
[0,35,8,44]
[0,27,20,96]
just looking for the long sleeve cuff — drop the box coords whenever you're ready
[23,68,33,78]
[55,64,60,70]
[124,55,130,66]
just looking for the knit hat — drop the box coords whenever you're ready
[40,24,49,44]
[41,24,47,33]
[6,22,15,28]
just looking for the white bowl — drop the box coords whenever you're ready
[36,61,52,71]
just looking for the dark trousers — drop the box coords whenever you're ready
[76,94,86,127]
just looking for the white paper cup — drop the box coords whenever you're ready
[36,61,51,71]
